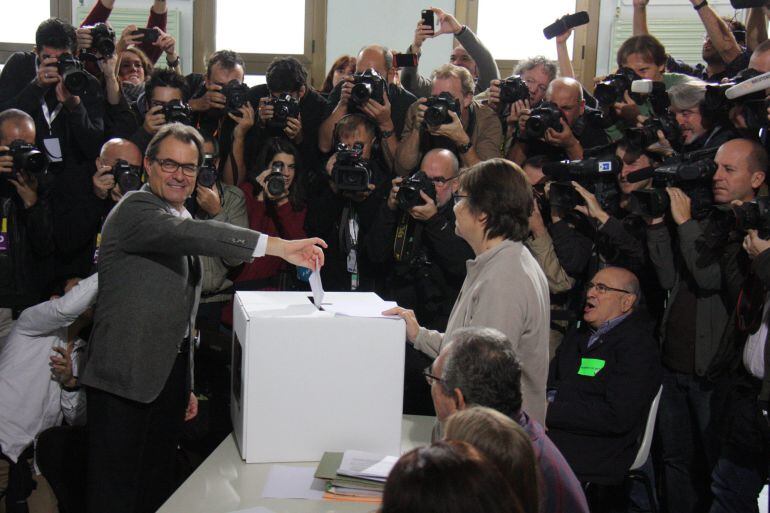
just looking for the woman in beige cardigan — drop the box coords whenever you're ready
[386,158,550,424]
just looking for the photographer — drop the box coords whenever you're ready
[0,18,105,169]
[401,7,499,98]
[247,57,327,181]
[319,44,417,161]
[127,68,190,153]
[396,64,502,174]
[632,0,749,83]
[646,138,766,513]
[667,78,736,153]
[366,148,473,413]
[306,114,391,292]
[507,77,609,165]
[487,56,558,124]
[0,109,54,325]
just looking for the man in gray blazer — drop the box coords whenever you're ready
[81,123,326,513]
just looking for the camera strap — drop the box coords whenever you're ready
[393,212,414,262]
[40,99,63,131]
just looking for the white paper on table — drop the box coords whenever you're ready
[338,450,397,481]
[229,508,277,513]
[321,299,399,319]
[309,269,324,308]
[359,455,398,479]
[260,465,326,500]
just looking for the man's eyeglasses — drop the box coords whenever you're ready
[152,158,199,177]
[452,193,469,205]
[423,366,444,386]
[586,282,632,295]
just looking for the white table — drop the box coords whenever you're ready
[157,415,436,513]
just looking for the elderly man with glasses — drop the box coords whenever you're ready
[80,123,326,513]
[545,266,662,510]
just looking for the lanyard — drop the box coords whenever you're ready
[41,99,63,131]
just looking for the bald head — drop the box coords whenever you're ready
[98,138,143,168]
[0,109,35,146]
[357,45,392,78]
[713,138,767,204]
[545,77,585,127]
[421,148,460,207]
[584,267,639,328]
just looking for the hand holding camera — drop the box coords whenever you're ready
[154,29,176,59]
[413,17,434,51]
[431,7,463,37]
[230,102,255,139]
[361,89,393,131]
[255,163,289,203]
[195,181,222,216]
[387,177,403,211]
[0,145,34,207]
[743,229,770,259]
[190,83,227,112]
[571,181,609,224]
[667,187,693,225]
[544,118,581,157]
[36,56,61,88]
[92,163,116,200]
[144,105,167,134]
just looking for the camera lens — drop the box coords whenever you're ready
[351,83,372,105]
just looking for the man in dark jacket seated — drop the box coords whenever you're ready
[547,266,662,512]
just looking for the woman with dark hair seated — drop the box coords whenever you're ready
[386,158,550,425]
[381,440,523,513]
[320,55,356,96]
[221,137,307,326]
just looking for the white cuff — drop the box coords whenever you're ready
[252,234,269,258]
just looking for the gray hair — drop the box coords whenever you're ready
[145,123,205,166]
[357,44,393,72]
[514,56,557,81]
[667,78,707,110]
[431,63,476,96]
[441,327,522,419]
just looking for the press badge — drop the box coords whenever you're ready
[42,137,63,163]
[577,358,606,377]
[92,232,101,264]
[0,218,8,253]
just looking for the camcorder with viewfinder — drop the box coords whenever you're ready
[332,143,371,193]
[542,154,622,212]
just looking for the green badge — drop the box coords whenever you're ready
[578,358,606,377]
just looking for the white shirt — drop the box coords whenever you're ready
[167,204,267,257]
[744,291,770,380]
[0,274,97,463]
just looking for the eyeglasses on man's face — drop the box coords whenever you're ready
[586,281,631,295]
[152,158,199,177]
[452,192,469,205]
[423,366,444,386]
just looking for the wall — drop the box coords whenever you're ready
[325,0,454,83]
[71,0,194,72]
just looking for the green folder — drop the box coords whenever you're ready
[314,452,385,491]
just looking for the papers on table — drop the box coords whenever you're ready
[337,450,398,482]
[307,273,399,319]
[260,466,326,500]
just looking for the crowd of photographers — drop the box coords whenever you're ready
[2,0,770,511]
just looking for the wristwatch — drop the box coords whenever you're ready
[381,129,395,139]
[457,140,473,154]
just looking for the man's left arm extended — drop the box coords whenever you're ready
[15,274,99,337]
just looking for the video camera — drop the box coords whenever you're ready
[594,67,642,107]
[704,197,770,247]
[423,92,461,127]
[265,161,287,197]
[628,147,717,218]
[221,80,250,116]
[625,114,681,151]
[349,68,386,109]
[266,94,300,130]
[162,99,192,125]
[396,171,437,211]
[0,140,48,180]
[196,155,218,188]
[332,143,371,193]
[704,68,770,129]
[524,101,564,140]
[58,53,89,96]
[542,154,622,211]
[631,79,671,116]
[111,159,142,193]
[498,75,530,105]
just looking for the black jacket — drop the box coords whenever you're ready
[546,311,662,484]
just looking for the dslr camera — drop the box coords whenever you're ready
[87,23,116,57]
[58,53,89,96]
[332,143,371,192]
[594,67,642,107]
[0,140,48,180]
[197,155,218,188]
[396,171,437,211]
[349,68,386,108]
[266,94,300,130]
[221,80,250,116]
[498,75,530,105]
[111,159,142,193]
[625,115,681,151]
[524,101,564,140]
[629,148,717,219]
[162,99,192,125]
[543,155,622,211]
[265,161,287,197]
[423,92,461,128]
[704,197,770,247]
[704,68,769,128]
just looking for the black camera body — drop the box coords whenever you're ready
[397,171,437,211]
[625,115,681,150]
[162,99,192,125]
[89,23,116,57]
[265,161,287,197]
[498,75,530,105]
[197,155,218,188]
[630,149,717,218]
[332,143,371,192]
[704,68,768,129]
[594,67,641,107]
[0,140,48,180]
[349,68,386,108]
[221,80,250,116]
[267,94,301,130]
[423,92,461,127]
[543,155,622,212]
[58,53,89,96]
[525,101,564,140]
[112,159,142,193]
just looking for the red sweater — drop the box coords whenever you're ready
[82,0,167,64]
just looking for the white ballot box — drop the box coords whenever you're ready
[231,291,406,463]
